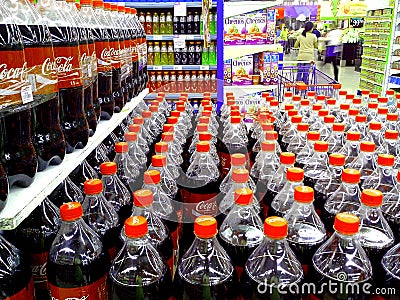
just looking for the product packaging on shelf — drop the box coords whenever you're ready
[232,55,253,86]
[245,10,267,45]
[224,59,232,86]
[224,15,246,45]
[263,52,279,85]
[266,9,276,44]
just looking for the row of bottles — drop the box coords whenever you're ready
[0,0,148,211]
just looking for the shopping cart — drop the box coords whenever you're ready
[275,61,342,102]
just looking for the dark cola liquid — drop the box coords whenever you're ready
[92,75,100,120]
[365,246,393,288]
[313,189,327,215]
[174,269,239,300]
[109,268,172,300]
[386,217,400,244]
[151,232,174,264]
[289,242,324,280]
[69,160,98,193]
[0,161,8,210]
[381,272,400,300]
[303,176,317,189]
[49,26,89,153]
[218,238,259,270]
[84,83,97,137]
[48,177,83,208]
[47,250,110,288]
[86,147,109,178]
[261,188,278,219]
[102,132,119,160]
[1,110,38,188]
[109,32,124,113]
[102,226,120,261]
[240,271,302,300]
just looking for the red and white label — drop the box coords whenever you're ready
[30,252,49,292]
[181,189,219,221]
[52,46,83,89]
[95,41,112,73]
[5,277,35,300]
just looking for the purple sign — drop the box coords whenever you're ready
[283,5,319,21]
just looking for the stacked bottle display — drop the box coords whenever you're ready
[2,88,400,300]
[0,0,148,211]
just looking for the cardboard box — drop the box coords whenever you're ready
[245,10,267,45]
[224,16,246,46]
[232,55,253,86]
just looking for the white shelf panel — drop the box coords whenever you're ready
[360,66,385,74]
[0,89,149,230]
[148,65,217,71]
[224,0,283,19]
[224,85,277,96]
[362,55,386,61]
[224,44,283,60]
[145,92,216,99]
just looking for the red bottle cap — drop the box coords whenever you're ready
[84,179,103,195]
[387,113,399,121]
[291,115,302,124]
[234,188,253,206]
[396,94,400,100]
[324,115,335,124]
[231,116,241,124]
[387,90,395,96]
[199,116,210,124]
[180,92,189,97]
[297,123,309,132]
[196,141,210,152]
[115,142,129,153]
[287,110,298,117]
[369,121,382,131]
[287,167,304,182]
[352,98,362,105]
[349,109,359,116]
[284,104,295,111]
[155,142,168,153]
[361,90,370,95]
[307,91,316,97]
[385,130,399,140]
[316,95,325,101]
[378,97,389,103]
[124,216,148,239]
[231,153,246,166]
[134,116,144,125]
[346,131,361,141]
[261,122,274,131]
[264,217,288,239]
[150,100,160,107]
[340,103,350,110]
[292,95,301,102]
[355,115,367,123]
[103,2,110,9]
[262,141,275,151]
[368,102,378,109]
[194,216,218,239]
[230,110,240,117]
[176,105,185,112]
[307,131,320,141]
[312,104,322,111]
[197,123,208,132]
[204,92,211,97]
[378,154,395,167]
[134,189,153,207]
[378,107,389,116]
[129,124,140,133]
[294,186,314,203]
[157,92,166,98]
[92,0,103,7]
[198,132,211,142]
[232,169,249,183]
[270,100,279,107]
[202,110,211,117]
[60,202,83,221]
[163,124,174,133]
[100,162,117,175]
[117,5,124,12]
[124,132,137,142]
[231,105,240,111]
[280,152,295,164]
[332,123,345,132]
[265,131,278,141]
[326,99,336,105]
[360,141,375,152]
[155,96,164,103]
[227,100,235,106]
[339,90,347,96]
[161,132,174,142]
[265,96,275,102]
[318,110,328,117]
[342,169,361,184]
[329,153,346,166]
[143,170,161,185]
[142,110,152,118]
[361,189,383,207]
[149,105,158,113]
[170,110,180,118]
[314,141,329,152]
[168,117,178,125]
[80,0,93,4]
[152,155,167,167]
[370,93,379,99]
[301,99,310,106]
[284,92,293,98]
[346,94,355,100]
[334,213,359,235]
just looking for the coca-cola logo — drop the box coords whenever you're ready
[195,201,217,214]
[32,262,47,278]
[101,48,120,60]
[52,296,89,300]
[55,56,74,73]
[42,58,58,76]
[80,53,92,66]
[0,62,28,81]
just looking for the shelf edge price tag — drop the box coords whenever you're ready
[173,65,182,70]
[153,66,162,70]
[173,36,186,49]
[174,2,187,17]
[200,65,209,70]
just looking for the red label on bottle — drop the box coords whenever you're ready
[219,151,232,177]
[0,50,29,106]
[52,46,83,89]
[30,252,49,292]
[95,41,112,73]
[88,43,98,77]
[131,39,138,62]
[5,277,35,300]
[108,247,117,262]
[79,44,91,87]
[181,189,218,221]
[24,47,59,96]
[107,41,122,69]
[49,274,108,300]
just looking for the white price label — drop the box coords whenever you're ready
[173,65,182,70]
[173,36,186,49]
[153,66,162,70]
[200,65,209,70]
[21,85,34,104]
[174,2,187,17]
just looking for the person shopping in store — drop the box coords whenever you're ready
[294,21,318,84]
[324,23,343,82]
[280,26,289,54]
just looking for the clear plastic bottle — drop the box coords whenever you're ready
[154,142,180,180]
[270,167,304,217]
[147,155,178,198]
[311,213,372,299]
[48,176,84,207]
[100,161,132,226]
[357,189,395,286]
[348,141,377,185]
[47,202,110,298]
[124,132,147,170]
[385,113,400,132]
[251,141,280,186]
[128,124,150,155]
[362,154,397,194]
[367,121,384,148]
[109,216,172,299]
[251,122,275,159]
[378,130,399,157]
[338,131,361,167]
[303,141,330,189]
[382,170,400,241]
[69,159,99,193]
[241,216,303,300]
[381,241,400,292]
[82,179,119,260]
[287,123,309,154]
[284,186,327,278]
[174,216,239,299]
[327,123,346,154]
[323,169,361,233]
[296,131,320,168]
[281,115,303,151]
[219,188,264,272]
[220,153,253,194]
[189,132,219,167]
[113,142,140,193]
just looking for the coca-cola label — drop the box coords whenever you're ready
[49,274,107,300]
[5,277,35,300]
[103,41,121,69]
[0,50,30,108]
[131,39,138,62]
[79,44,92,86]
[181,189,219,221]
[88,43,98,77]
[30,252,49,291]
[24,47,58,96]
[95,41,112,73]
[52,46,83,89]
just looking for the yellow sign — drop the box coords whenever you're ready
[337,1,367,17]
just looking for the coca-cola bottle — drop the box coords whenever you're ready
[174,216,239,299]
[113,141,140,193]
[82,178,120,260]
[69,159,98,192]
[88,0,114,120]
[381,242,400,295]
[48,176,84,207]
[4,0,66,172]
[109,216,172,299]
[13,197,61,300]
[0,161,8,211]
[47,202,109,299]
[87,144,109,177]
[0,233,35,300]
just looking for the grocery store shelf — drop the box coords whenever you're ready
[224,0,283,19]
[364,44,387,48]
[363,32,390,36]
[360,77,382,86]
[0,89,149,230]
[360,66,385,74]
[390,68,400,75]
[148,65,217,71]
[224,85,277,96]
[362,55,386,61]
[145,92,216,100]
[224,44,283,60]
[126,1,217,8]
[147,34,217,41]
